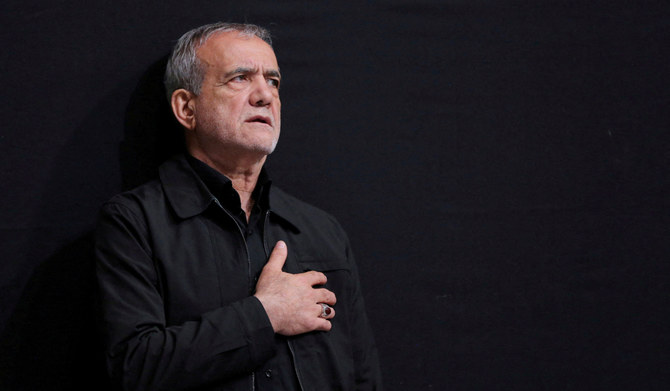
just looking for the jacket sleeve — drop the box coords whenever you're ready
[95,201,276,391]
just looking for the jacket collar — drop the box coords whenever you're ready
[267,186,301,233]
[159,154,301,232]
[159,154,215,219]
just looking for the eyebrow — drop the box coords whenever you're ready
[224,67,282,80]
[265,69,281,79]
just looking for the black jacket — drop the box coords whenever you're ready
[95,154,382,391]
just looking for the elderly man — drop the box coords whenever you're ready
[95,22,382,390]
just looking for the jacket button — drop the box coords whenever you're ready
[265,369,272,378]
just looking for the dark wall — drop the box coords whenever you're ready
[1,1,668,389]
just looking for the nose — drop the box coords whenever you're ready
[249,77,275,107]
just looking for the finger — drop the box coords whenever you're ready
[314,288,337,306]
[263,241,288,271]
[314,318,333,332]
[300,270,327,286]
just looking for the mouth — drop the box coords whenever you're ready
[246,115,272,127]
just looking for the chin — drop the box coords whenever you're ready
[259,143,278,156]
[257,135,279,154]
[246,139,278,156]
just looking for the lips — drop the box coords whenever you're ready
[245,115,272,127]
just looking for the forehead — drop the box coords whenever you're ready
[197,31,278,70]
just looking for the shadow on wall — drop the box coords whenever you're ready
[0,56,183,390]
[0,233,110,390]
[121,55,185,190]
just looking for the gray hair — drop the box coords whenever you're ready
[164,22,272,100]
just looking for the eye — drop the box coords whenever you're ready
[230,75,248,83]
[267,78,280,88]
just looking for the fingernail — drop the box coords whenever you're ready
[276,241,286,249]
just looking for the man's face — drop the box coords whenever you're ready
[188,31,281,162]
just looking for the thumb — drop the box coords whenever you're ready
[264,240,288,271]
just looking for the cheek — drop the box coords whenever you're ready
[197,105,235,134]
[274,100,281,119]
[211,104,241,128]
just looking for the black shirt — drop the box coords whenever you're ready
[186,155,300,390]
[186,154,270,282]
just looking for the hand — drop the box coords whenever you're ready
[254,241,336,336]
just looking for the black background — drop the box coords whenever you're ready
[1,1,668,390]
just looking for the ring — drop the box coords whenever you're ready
[319,303,332,318]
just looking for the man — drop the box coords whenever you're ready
[95,22,382,390]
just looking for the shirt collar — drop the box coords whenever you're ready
[185,154,272,213]
[159,154,299,232]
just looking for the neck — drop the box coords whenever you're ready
[189,149,266,220]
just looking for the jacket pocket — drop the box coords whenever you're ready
[294,257,357,388]
[296,257,350,273]
[297,257,354,329]
[297,257,352,295]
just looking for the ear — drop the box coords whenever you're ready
[170,89,197,131]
